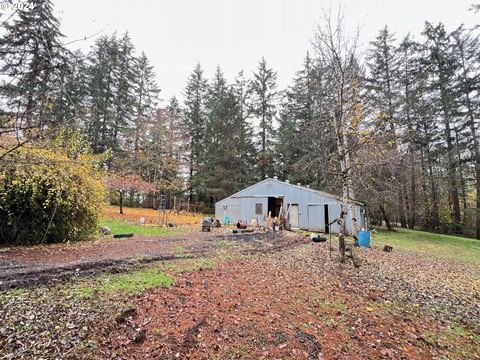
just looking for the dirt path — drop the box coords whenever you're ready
[0,230,307,290]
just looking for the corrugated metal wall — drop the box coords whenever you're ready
[215,178,366,233]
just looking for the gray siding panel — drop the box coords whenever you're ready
[307,205,324,231]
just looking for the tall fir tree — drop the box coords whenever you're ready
[397,35,422,230]
[112,33,136,152]
[366,26,401,140]
[232,71,257,186]
[49,49,88,130]
[422,22,462,230]
[182,63,208,201]
[275,52,326,186]
[365,27,411,228]
[451,26,480,238]
[85,34,118,154]
[132,51,160,154]
[203,67,256,205]
[0,0,68,148]
[250,57,278,179]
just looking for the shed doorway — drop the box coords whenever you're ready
[324,204,330,234]
[267,197,283,218]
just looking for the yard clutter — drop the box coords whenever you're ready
[113,233,134,239]
[310,234,327,242]
[383,245,393,252]
[101,226,112,235]
[358,230,371,247]
[202,217,213,232]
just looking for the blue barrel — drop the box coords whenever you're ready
[358,231,371,247]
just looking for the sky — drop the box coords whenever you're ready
[53,0,478,104]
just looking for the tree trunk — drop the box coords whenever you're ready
[446,132,461,231]
[119,191,123,215]
[424,130,439,231]
[403,181,411,229]
[439,81,461,229]
[399,190,407,228]
[454,128,467,211]
[380,204,392,231]
[476,166,480,240]
[408,153,416,229]
[332,104,349,263]
[128,190,134,207]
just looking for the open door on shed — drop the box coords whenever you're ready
[267,197,283,217]
[324,204,330,234]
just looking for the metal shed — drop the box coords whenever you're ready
[215,177,367,234]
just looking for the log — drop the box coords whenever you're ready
[113,233,134,238]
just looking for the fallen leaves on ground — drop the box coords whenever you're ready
[104,206,204,225]
[1,232,479,359]
[103,243,478,359]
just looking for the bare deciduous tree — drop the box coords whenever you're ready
[313,8,363,262]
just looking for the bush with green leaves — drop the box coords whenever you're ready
[0,138,106,245]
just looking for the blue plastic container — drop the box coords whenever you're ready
[358,231,371,247]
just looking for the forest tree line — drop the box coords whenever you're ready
[1,1,480,238]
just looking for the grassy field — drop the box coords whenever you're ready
[102,219,187,236]
[373,228,480,265]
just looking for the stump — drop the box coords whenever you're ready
[383,245,393,252]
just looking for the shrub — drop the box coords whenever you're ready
[0,140,106,245]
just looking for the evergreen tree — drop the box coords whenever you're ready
[366,26,401,140]
[203,67,256,204]
[85,34,119,154]
[451,26,480,238]
[276,52,324,185]
[422,22,462,230]
[365,27,411,227]
[203,66,230,203]
[50,50,88,130]
[144,97,184,208]
[0,0,68,146]
[182,63,208,201]
[232,71,257,186]
[132,51,160,153]
[112,33,136,151]
[250,57,278,179]
[397,35,423,230]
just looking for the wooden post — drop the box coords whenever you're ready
[119,191,124,215]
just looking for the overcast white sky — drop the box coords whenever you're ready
[53,0,477,104]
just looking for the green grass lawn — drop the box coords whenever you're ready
[103,219,186,236]
[373,228,480,265]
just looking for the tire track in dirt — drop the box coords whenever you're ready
[0,231,308,290]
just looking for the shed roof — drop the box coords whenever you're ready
[216,178,365,206]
